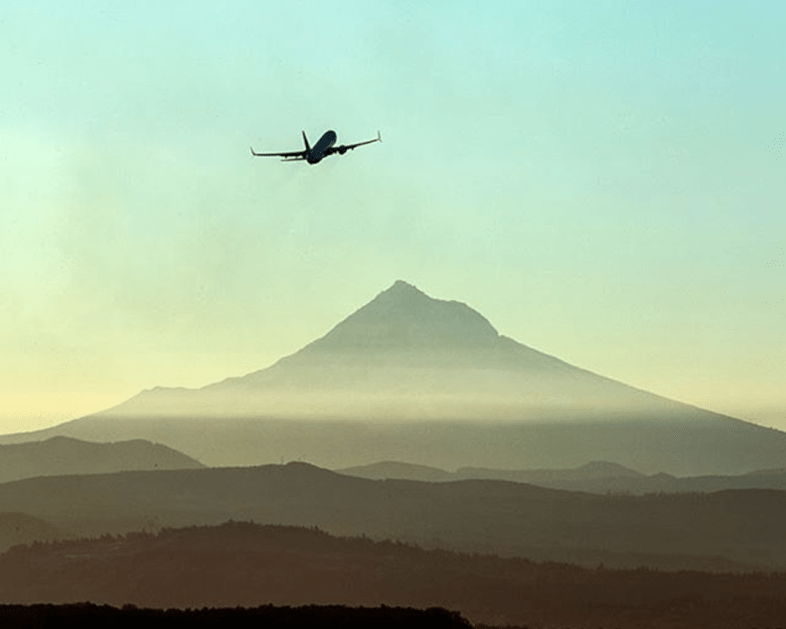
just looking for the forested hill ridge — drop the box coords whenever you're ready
[3,281,785,475]
[0,602,470,629]
[2,521,785,629]
[0,512,62,553]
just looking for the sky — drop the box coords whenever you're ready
[1,1,784,435]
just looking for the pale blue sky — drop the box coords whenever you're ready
[1,1,784,433]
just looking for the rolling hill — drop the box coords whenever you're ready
[2,521,786,628]
[336,460,786,495]
[1,461,786,572]
[0,436,204,484]
[0,512,63,554]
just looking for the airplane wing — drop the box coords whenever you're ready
[325,131,382,156]
[249,147,307,159]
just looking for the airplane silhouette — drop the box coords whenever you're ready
[250,130,381,164]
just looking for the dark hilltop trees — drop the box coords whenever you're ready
[0,602,472,629]
[3,521,786,628]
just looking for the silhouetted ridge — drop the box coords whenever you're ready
[0,436,204,483]
[5,462,786,571]
[300,280,499,352]
[0,602,470,629]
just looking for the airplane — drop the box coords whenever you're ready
[250,130,381,164]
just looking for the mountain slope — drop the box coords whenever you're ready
[75,281,696,420]
[2,281,785,474]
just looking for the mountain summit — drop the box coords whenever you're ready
[218,279,635,399]
[303,280,500,352]
[5,280,786,474]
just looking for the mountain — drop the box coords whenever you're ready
[337,460,646,485]
[3,521,786,628]
[337,461,457,482]
[1,462,786,572]
[3,280,786,475]
[69,280,712,420]
[0,436,205,484]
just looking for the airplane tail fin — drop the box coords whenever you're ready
[377,130,382,142]
[302,131,311,154]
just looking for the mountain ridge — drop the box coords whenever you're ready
[0,436,205,484]
[2,461,786,572]
[335,459,786,495]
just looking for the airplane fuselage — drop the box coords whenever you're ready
[308,130,337,164]
[250,128,379,163]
